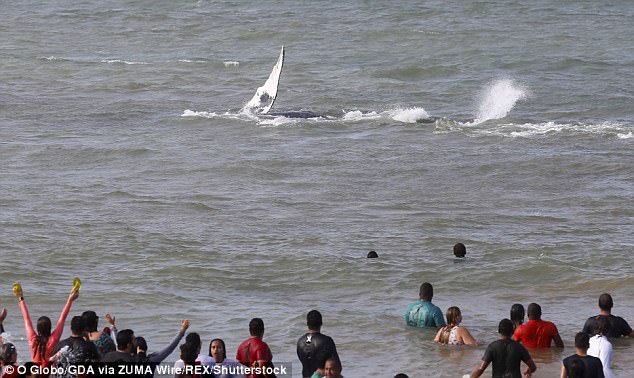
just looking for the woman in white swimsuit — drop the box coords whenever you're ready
[434,306,478,346]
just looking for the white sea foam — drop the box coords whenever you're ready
[473,79,528,123]
[223,61,240,67]
[39,56,68,62]
[389,107,430,123]
[101,59,148,65]
[618,131,633,139]
[473,121,632,139]
[257,116,303,127]
[342,110,380,121]
[182,110,217,118]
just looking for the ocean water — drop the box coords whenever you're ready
[1,1,633,377]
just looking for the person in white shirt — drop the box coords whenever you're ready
[587,316,614,378]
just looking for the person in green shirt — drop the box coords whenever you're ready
[404,282,446,328]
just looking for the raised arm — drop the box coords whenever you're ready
[0,308,7,334]
[51,289,79,343]
[15,286,37,345]
[148,320,190,363]
[105,313,118,341]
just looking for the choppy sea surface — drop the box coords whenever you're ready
[1,1,633,377]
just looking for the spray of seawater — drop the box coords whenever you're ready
[473,79,528,123]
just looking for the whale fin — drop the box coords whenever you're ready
[244,46,284,114]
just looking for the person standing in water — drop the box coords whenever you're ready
[582,293,633,338]
[297,310,340,378]
[434,306,477,346]
[510,304,525,331]
[405,283,445,329]
[470,319,537,378]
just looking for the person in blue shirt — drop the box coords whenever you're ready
[404,282,445,328]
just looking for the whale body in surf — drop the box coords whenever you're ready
[242,46,438,122]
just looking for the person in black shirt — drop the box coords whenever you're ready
[470,319,536,378]
[561,332,604,378]
[51,316,100,378]
[582,293,633,338]
[297,310,340,378]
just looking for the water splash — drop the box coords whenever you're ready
[389,107,430,123]
[474,79,528,123]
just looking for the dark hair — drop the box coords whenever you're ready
[185,332,201,351]
[498,318,514,337]
[394,375,410,378]
[81,311,99,332]
[209,338,227,361]
[574,332,590,350]
[568,358,585,378]
[453,243,466,258]
[35,316,52,361]
[134,336,148,352]
[419,282,433,301]
[324,357,341,370]
[0,343,17,362]
[510,304,525,328]
[307,310,323,331]
[598,293,613,311]
[116,329,134,350]
[180,343,197,365]
[23,362,37,377]
[70,315,85,334]
[367,251,378,258]
[527,303,541,320]
[249,318,264,337]
[594,315,610,336]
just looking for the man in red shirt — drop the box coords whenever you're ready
[513,303,564,348]
[236,318,276,378]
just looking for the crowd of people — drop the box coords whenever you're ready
[405,280,633,378]
[0,248,631,378]
[0,284,344,378]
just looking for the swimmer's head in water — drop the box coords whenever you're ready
[367,250,378,258]
[453,243,466,258]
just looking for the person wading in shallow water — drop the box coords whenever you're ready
[236,318,276,378]
[434,306,477,346]
[582,293,634,338]
[471,319,537,378]
[405,282,445,329]
[510,303,525,331]
[297,310,340,378]
[513,303,564,348]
